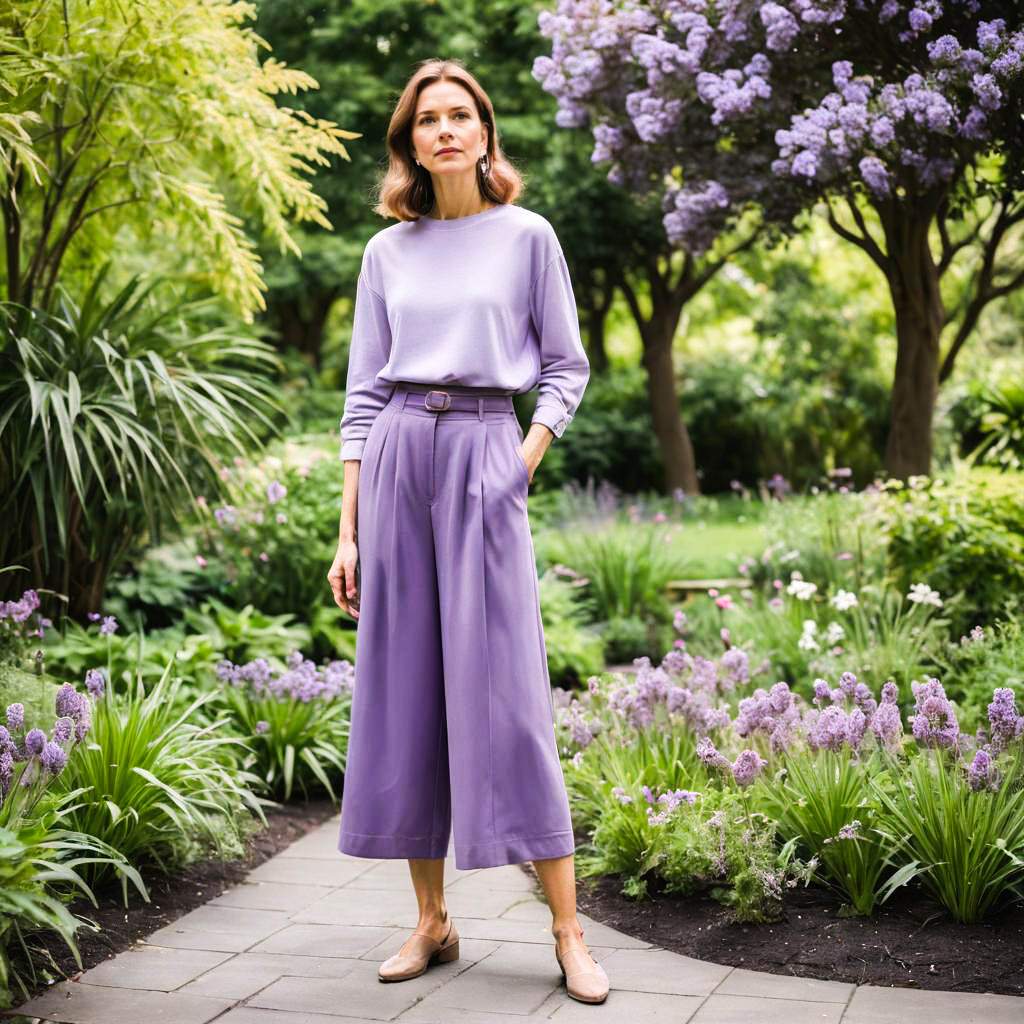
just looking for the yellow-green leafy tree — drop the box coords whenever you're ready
[0,0,359,320]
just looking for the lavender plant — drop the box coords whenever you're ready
[752,676,920,915]
[52,659,266,891]
[213,652,354,801]
[873,682,1024,923]
[1,682,146,1008]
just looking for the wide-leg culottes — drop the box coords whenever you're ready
[338,382,575,870]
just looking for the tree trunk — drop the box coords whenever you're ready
[265,289,339,368]
[585,303,608,374]
[641,314,700,495]
[878,204,944,479]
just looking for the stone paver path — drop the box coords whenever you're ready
[6,813,1022,1024]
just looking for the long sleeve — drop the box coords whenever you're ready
[339,267,394,462]
[528,248,590,439]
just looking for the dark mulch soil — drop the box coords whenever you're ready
[5,797,339,1011]
[563,827,1024,997]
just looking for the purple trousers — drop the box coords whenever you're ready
[338,382,575,869]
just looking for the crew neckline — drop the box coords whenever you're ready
[418,203,512,230]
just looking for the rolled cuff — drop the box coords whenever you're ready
[340,437,366,462]
[531,400,572,439]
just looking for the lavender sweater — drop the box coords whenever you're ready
[339,202,590,462]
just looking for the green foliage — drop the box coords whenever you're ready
[548,523,694,627]
[0,811,146,1010]
[880,472,1024,636]
[212,670,352,803]
[757,748,908,917]
[951,380,1024,472]
[575,780,788,924]
[536,570,605,689]
[0,268,286,618]
[874,747,1024,924]
[1,0,357,317]
[931,617,1024,733]
[729,584,952,699]
[52,661,267,892]
[187,454,351,627]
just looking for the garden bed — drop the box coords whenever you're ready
[10,797,339,1006]
[560,830,1024,998]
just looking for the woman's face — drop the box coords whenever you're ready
[410,79,488,180]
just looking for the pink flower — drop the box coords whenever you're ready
[196,495,208,509]
[653,511,667,522]
[195,555,208,569]
[773,579,783,590]
[259,552,269,562]
[835,552,853,560]
[708,587,720,598]
[715,595,734,610]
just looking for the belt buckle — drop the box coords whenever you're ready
[424,390,451,411]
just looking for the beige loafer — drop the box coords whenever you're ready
[378,918,459,982]
[555,932,609,1004]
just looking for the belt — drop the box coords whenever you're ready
[398,387,515,414]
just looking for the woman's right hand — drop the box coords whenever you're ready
[328,539,360,619]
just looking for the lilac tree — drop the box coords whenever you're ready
[534,3,808,494]
[534,0,1024,479]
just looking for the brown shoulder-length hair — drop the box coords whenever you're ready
[374,58,523,221]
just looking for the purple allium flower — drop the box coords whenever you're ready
[731,748,767,787]
[987,688,1023,754]
[85,669,105,700]
[720,647,750,687]
[40,740,67,775]
[809,705,849,752]
[697,736,732,772]
[967,748,997,791]
[55,683,83,719]
[910,678,959,749]
[99,615,118,636]
[611,785,633,805]
[837,819,862,840]
[53,717,74,744]
[0,750,13,794]
[24,728,46,756]
[266,481,287,504]
[812,679,832,707]
[5,703,24,733]
[254,720,270,735]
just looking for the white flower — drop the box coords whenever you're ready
[907,583,943,607]
[824,621,846,646]
[830,589,859,611]
[571,750,585,768]
[779,548,801,563]
[787,572,818,600]
[798,632,821,652]
[801,619,818,634]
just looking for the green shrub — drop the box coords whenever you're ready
[880,472,1024,636]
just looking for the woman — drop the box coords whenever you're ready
[326,57,608,1005]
